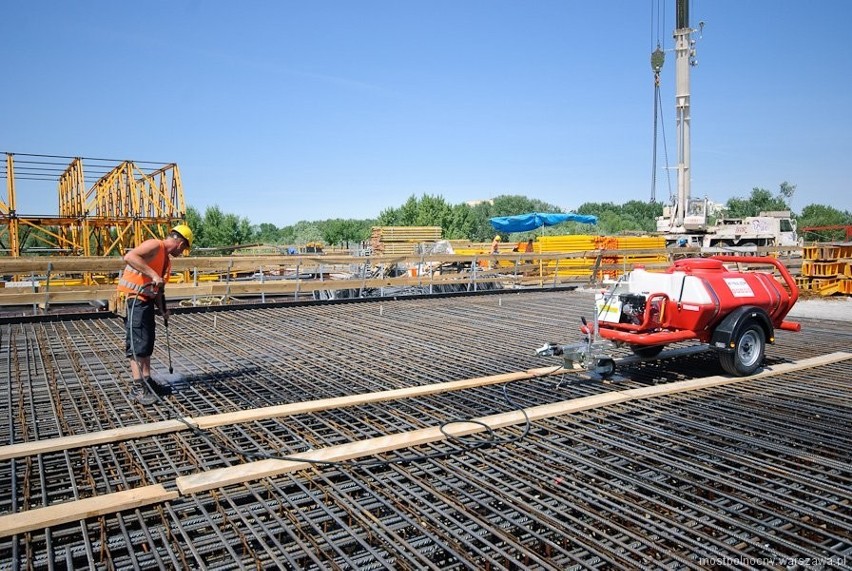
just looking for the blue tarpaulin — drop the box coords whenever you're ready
[489,212,598,233]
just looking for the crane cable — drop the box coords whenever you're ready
[650,0,674,204]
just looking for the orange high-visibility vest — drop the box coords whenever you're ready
[117,241,171,300]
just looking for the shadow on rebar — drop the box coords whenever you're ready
[163,366,264,392]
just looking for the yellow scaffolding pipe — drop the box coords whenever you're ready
[2,154,21,257]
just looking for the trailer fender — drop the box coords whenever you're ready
[710,306,774,353]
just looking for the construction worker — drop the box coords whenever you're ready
[117,224,193,405]
[491,235,501,254]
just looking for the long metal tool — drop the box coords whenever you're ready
[165,319,173,375]
[161,290,174,375]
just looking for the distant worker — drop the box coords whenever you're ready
[117,224,193,405]
[524,238,535,253]
[491,235,502,254]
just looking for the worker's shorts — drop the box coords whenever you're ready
[125,297,156,358]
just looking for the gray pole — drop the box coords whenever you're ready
[674,0,691,229]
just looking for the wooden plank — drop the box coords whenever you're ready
[0,272,511,305]
[0,420,188,461]
[0,485,178,538]
[0,250,630,276]
[176,352,851,495]
[0,367,567,460]
[0,247,803,275]
[194,366,564,429]
[0,287,117,305]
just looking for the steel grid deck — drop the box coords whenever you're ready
[1,290,850,569]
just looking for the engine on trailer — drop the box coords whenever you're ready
[618,293,646,325]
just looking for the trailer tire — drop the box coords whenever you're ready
[597,357,616,379]
[631,344,665,359]
[719,323,765,376]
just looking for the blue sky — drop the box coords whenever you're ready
[3,1,850,226]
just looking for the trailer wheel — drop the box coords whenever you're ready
[630,345,665,359]
[719,323,765,376]
[596,357,615,379]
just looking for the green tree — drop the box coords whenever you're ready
[183,205,252,250]
[415,195,455,229]
[254,222,282,244]
[184,206,204,247]
[491,195,562,217]
[377,194,455,229]
[723,183,794,218]
[576,201,660,234]
[290,221,323,245]
[277,224,296,245]
[620,200,664,229]
[798,204,852,241]
[376,195,413,226]
[467,194,567,241]
[446,203,477,239]
[235,216,253,244]
[376,194,457,239]
[318,218,373,248]
[200,206,227,246]
[376,193,582,241]
[778,181,796,202]
[467,202,496,242]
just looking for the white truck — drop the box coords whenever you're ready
[661,209,801,249]
[702,211,800,249]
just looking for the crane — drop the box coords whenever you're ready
[655,0,707,241]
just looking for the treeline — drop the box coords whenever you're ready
[185,183,851,249]
[184,205,374,251]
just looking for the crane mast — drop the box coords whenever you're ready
[657,0,706,236]
[674,0,691,229]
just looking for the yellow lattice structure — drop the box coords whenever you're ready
[1,152,186,257]
[0,154,21,256]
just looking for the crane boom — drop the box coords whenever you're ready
[674,0,691,229]
[657,0,708,238]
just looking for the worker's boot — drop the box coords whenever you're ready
[132,378,159,405]
[145,376,172,397]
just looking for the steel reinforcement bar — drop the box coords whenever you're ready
[0,291,850,569]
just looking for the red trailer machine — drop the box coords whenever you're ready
[537,256,801,377]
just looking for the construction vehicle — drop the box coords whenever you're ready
[537,256,800,377]
[702,211,800,249]
[651,2,800,250]
[662,209,801,249]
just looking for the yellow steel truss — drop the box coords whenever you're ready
[2,152,186,257]
[1,154,21,256]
